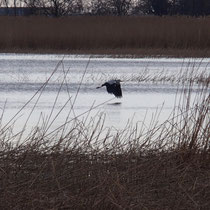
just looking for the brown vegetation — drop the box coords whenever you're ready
[0,16,210,57]
[0,61,209,209]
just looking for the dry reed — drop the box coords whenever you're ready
[0,16,210,57]
[0,59,209,209]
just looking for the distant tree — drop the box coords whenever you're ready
[69,0,83,14]
[42,0,72,17]
[167,0,179,15]
[176,0,210,16]
[0,0,8,7]
[202,0,210,15]
[90,0,132,16]
[130,0,144,15]
[22,0,83,16]
[140,0,170,15]
[19,0,210,16]
[110,0,132,15]
[0,0,9,8]
[90,0,113,15]
[90,0,210,16]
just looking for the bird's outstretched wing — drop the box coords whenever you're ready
[105,84,114,94]
[112,83,122,98]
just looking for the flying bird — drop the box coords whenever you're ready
[96,79,122,98]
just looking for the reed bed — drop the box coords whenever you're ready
[0,60,209,209]
[91,65,210,86]
[0,16,210,57]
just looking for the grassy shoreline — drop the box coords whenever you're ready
[1,16,210,57]
[2,47,210,58]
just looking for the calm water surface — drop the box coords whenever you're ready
[0,54,209,137]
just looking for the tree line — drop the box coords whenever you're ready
[1,0,210,17]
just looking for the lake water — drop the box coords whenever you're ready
[0,53,209,138]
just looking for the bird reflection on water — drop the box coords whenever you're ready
[107,102,122,106]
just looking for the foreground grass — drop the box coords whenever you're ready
[0,69,209,209]
[1,16,210,57]
[0,145,209,209]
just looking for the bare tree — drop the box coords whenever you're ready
[110,0,132,15]
[0,0,7,7]
[90,0,113,15]
[130,0,144,15]
[22,0,83,16]
[0,0,9,7]
[66,0,83,15]
[140,0,169,15]
[90,0,132,15]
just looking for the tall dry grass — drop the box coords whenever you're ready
[0,60,209,209]
[0,16,210,56]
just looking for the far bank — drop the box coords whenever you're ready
[0,16,210,57]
